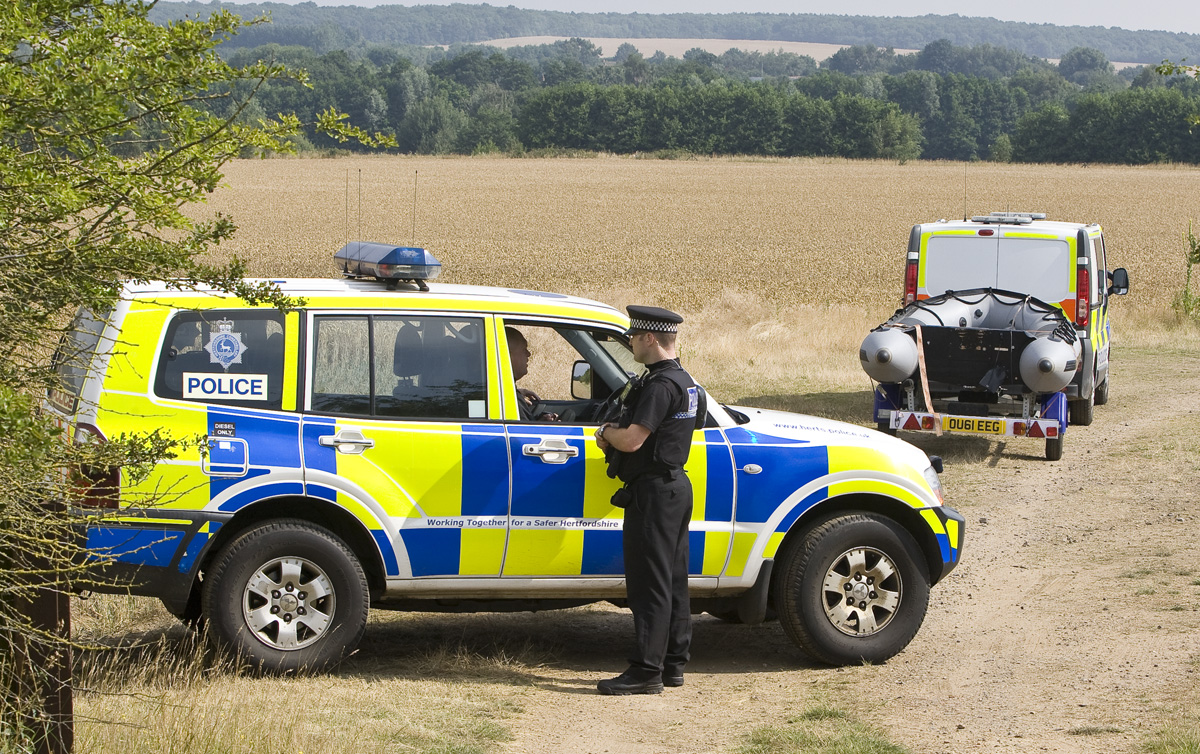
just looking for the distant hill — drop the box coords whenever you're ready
[148,2,1200,64]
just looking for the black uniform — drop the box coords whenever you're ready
[609,358,702,681]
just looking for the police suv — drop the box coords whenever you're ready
[50,243,964,672]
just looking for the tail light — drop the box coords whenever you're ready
[1075,266,1090,328]
[73,423,119,509]
[903,260,919,306]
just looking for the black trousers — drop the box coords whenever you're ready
[622,470,693,679]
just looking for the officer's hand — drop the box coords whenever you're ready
[595,423,612,450]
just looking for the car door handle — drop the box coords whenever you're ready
[740,464,763,474]
[522,439,579,464]
[318,429,374,454]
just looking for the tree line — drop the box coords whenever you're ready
[147,1,1200,64]
[214,39,1200,164]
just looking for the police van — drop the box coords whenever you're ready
[50,243,964,672]
[902,213,1130,426]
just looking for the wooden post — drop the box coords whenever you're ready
[8,502,74,754]
[22,573,73,754]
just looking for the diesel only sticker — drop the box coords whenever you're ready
[212,422,236,437]
[183,373,269,401]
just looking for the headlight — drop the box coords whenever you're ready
[922,465,944,504]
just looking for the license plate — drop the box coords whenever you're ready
[943,416,1006,435]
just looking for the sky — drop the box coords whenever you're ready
[260,0,1200,36]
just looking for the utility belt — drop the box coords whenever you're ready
[610,467,684,508]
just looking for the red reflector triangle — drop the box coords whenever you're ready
[1028,422,1044,438]
[903,414,922,431]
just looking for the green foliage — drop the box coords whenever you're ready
[1143,721,1200,753]
[989,132,1014,162]
[1059,47,1115,84]
[823,45,898,76]
[1175,221,1200,322]
[516,82,920,159]
[737,705,913,754]
[147,2,1200,65]
[1012,103,1071,162]
[0,0,387,744]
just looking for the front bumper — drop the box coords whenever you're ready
[922,504,965,584]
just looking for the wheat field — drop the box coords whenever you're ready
[198,155,1200,402]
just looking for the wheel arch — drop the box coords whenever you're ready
[178,496,388,619]
[771,492,946,593]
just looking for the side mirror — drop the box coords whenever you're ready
[1108,267,1129,296]
[571,360,593,399]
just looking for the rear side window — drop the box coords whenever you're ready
[49,306,112,414]
[1091,235,1106,304]
[310,314,487,420]
[154,311,286,410]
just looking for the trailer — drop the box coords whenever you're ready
[861,287,1079,460]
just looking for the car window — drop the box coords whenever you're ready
[310,314,487,420]
[503,323,635,414]
[155,310,285,409]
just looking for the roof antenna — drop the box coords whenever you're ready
[345,168,350,246]
[358,168,363,242]
[962,161,968,221]
[411,170,419,246]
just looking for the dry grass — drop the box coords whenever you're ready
[198,155,1200,408]
[71,596,526,754]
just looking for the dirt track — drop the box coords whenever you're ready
[379,345,1200,754]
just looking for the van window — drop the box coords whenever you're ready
[49,306,112,414]
[925,234,1073,306]
[155,311,285,409]
[995,237,1072,305]
[310,314,487,420]
[924,236,998,296]
[1091,236,1106,304]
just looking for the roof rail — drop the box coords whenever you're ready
[990,211,1046,220]
[969,211,1046,225]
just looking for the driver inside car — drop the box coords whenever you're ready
[506,326,559,422]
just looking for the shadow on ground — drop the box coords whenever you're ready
[343,606,815,691]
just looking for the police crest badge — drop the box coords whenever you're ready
[204,319,246,371]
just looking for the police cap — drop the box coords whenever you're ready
[625,305,683,336]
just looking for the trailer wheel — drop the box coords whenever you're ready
[1094,377,1110,406]
[876,421,897,436]
[774,513,929,666]
[1045,436,1063,461]
[1069,393,1094,426]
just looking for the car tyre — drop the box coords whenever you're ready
[202,519,369,673]
[1045,435,1064,461]
[1068,392,1094,426]
[774,513,929,666]
[876,421,898,436]
[1094,377,1110,406]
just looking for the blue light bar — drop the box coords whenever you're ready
[334,242,442,283]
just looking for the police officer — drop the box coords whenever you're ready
[594,305,703,696]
